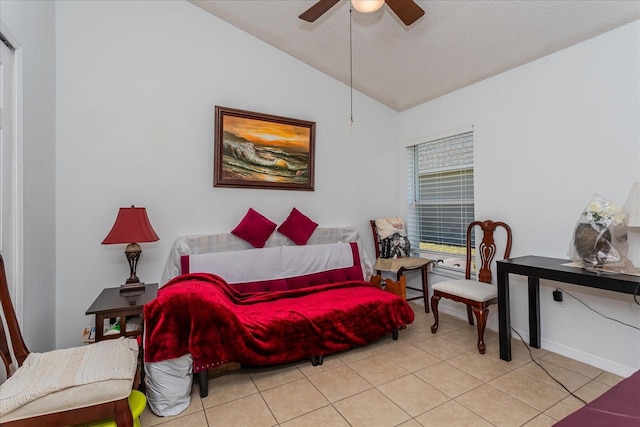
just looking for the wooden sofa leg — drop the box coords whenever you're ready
[196,370,209,398]
[392,329,399,340]
[311,355,324,366]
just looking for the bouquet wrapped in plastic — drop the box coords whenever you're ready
[568,193,634,273]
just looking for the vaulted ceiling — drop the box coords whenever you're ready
[191,1,640,112]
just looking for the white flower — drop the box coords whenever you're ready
[583,197,627,227]
[587,201,603,214]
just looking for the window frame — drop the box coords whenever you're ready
[406,129,475,267]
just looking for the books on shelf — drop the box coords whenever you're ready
[81,326,96,344]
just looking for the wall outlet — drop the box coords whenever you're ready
[553,289,565,308]
[552,290,563,302]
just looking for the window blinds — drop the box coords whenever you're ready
[407,131,474,252]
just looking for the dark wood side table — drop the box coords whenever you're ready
[86,283,158,391]
[86,283,158,342]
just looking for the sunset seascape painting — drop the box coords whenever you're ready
[214,107,315,191]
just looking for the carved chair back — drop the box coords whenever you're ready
[464,220,513,283]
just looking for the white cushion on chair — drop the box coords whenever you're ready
[0,337,138,422]
[432,279,497,302]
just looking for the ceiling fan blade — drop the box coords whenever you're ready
[299,0,341,22]
[385,0,425,26]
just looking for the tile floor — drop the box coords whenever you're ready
[139,303,622,427]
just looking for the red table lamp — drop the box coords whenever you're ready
[102,206,159,287]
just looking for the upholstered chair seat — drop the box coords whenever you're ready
[432,280,497,302]
[0,338,138,425]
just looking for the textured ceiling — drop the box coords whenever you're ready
[191,0,640,112]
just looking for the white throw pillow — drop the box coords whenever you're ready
[375,217,407,240]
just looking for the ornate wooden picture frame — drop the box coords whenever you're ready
[214,106,315,191]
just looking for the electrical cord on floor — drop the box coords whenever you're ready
[562,289,640,331]
[511,327,588,405]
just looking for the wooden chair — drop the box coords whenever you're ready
[370,219,432,313]
[0,254,139,427]
[430,220,512,354]
[371,274,407,300]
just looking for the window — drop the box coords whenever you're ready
[406,130,474,259]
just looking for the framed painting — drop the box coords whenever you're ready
[214,106,315,191]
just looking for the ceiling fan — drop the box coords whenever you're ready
[299,0,425,26]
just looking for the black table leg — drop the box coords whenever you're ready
[528,277,541,348]
[497,262,511,361]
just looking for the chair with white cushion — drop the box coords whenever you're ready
[430,220,512,354]
[0,254,140,427]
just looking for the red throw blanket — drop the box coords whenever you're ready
[144,273,415,371]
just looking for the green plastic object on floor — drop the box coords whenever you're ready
[79,390,146,427]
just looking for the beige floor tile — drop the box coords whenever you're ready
[398,325,438,344]
[573,378,612,403]
[489,369,568,411]
[510,337,549,359]
[261,377,329,423]
[280,405,350,427]
[348,353,411,386]
[377,374,450,416]
[485,343,536,370]
[296,354,345,377]
[538,352,603,379]
[447,351,512,382]
[456,384,539,427]
[375,342,441,372]
[307,364,372,402]
[141,411,209,427]
[522,413,557,427]
[543,395,585,422]
[140,386,203,427]
[397,419,424,427]
[429,313,470,334]
[248,364,305,391]
[371,333,419,353]
[204,392,276,427]
[333,388,411,427]
[413,335,469,360]
[414,361,483,398]
[515,360,591,393]
[415,400,493,426]
[439,325,487,350]
[201,371,257,408]
[595,371,624,387]
[337,344,380,364]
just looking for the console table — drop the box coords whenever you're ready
[497,255,640,361]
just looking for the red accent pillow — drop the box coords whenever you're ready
[231,208,277,248]
[277,208,318,245]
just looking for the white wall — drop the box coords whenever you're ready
[400,21,640,376]
[55,0,399,349]
[0,0,57,352]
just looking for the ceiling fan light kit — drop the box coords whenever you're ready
[299,0,425,26]
[351,0,385,14]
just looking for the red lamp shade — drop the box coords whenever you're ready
[102,206,159,286]
[102,206,159,245]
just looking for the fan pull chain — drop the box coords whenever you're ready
[350,6,354,128]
